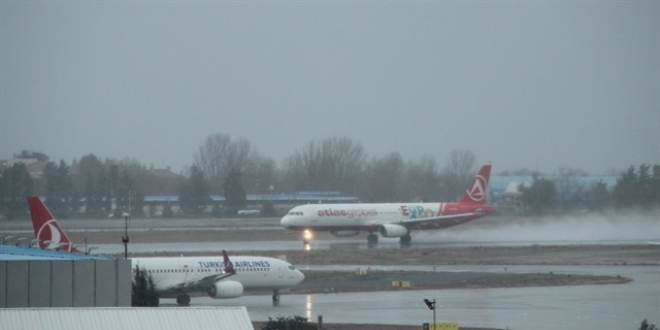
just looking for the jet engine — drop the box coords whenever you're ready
[378,224,409,238]
[207,280,243,299]
[330,230,360,237]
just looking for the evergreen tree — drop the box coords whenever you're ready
[519,175,556,215]
[178,165,210,215]
[0,163,34,219]
[223,169,247,216]
[131,265,159,307]
[43,160,74,218]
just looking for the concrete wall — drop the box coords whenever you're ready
[0,259,131,308]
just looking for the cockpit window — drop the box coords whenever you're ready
[288,265,295,270]
[288,211,304,216]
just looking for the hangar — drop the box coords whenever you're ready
[0,306,254,330]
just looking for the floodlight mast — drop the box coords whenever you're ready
[423,298,436,329]
[122,191,131,259]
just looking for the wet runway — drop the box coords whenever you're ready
[169,265,660,330]
[93,237,657,255]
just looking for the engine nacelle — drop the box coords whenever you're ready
[378,224,409,238]
[330,230,360,237]
[207,280,243,299]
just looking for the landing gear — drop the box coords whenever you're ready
[367,233,379,244]
[399,234,411,244]
[176,294,191,306]
[272,290,280,302]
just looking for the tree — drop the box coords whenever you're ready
[553,167,587,212]
[586,180,609,212]
[612,164,659,210]
[404,155,444,202]
[261,315,316,330]
[443,149,476,201]
[260,200,276,217]
[194,133,270,194]
[43,160,74,218]
[519,175,557,215]
[284,136,366,194]
[178,165,210,216]
[75,154,107,217]
[361,153,405,202]
[639,319,658,330]
[223,170,247,215]
[0,163,34,219]
[131,265,159,307]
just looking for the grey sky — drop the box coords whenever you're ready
[1,1,658,175]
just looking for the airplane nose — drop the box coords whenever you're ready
[297,270,305,283]
[280,216,293,228]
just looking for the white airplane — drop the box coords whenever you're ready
[27,196,305,305]
[132,251,304,305]
[280,164,495,244]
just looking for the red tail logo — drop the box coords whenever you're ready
[459,165,491,205]
[27,196,75,252]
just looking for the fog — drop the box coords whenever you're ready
[1,2,658,175]
[424,211,660,243]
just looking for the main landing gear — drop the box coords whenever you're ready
[176,294,191,306]
[367,233,378,244]
[399,234,411,244]
[272,290,280,305]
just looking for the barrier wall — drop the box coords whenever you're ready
[0,259,131,308]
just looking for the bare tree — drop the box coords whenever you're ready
[553,166,587,212]
[284,136,366,194]
[362,153,405,202]
[194,134,231,193]
[443,149,476,201]
[194,133,271,194]
[404,155,443,202]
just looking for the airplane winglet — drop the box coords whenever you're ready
[222,250,235,274]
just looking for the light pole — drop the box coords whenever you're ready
[122,212,129,259]
[122,191,131,259]
[423,298,436,330]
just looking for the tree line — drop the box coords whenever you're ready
[518,164,659,215]
[0,134,657,219]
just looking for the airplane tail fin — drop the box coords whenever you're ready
[458,164,492,205]
[27,196,76,252]
[222,250,236,274]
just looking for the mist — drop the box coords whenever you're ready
[421,211,660,244]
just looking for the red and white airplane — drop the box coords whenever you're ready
[280,164,495,244]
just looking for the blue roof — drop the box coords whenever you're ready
[489,175,618,193]
[0,245,113,260]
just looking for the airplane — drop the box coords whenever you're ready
[27,196,305,305]
[280,164,495,244]
[133,251,304,305]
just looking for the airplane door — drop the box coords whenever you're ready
[278,267,283,279]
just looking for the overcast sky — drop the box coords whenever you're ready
[1,1,658,175]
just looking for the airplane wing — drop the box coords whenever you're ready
[160,250,236,295]
[367,212,483,229]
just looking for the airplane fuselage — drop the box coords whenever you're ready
[132,256,304,297]
[281,202,494,232]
